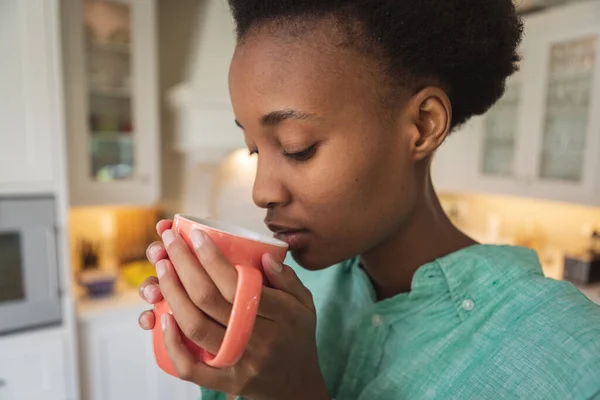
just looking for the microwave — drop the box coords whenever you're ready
[0,196,62,334]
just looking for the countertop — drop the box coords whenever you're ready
[76,279,149,322]
[576,283,600,305]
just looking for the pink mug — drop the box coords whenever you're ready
[153,214,288,376]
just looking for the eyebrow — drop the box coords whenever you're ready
[234,109,317,129]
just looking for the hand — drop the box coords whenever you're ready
[138,220,172,330]
[139,220,329,400]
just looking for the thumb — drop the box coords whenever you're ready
[262,253,315,311]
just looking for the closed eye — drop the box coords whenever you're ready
[283,144,318,162]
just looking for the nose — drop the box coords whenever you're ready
[252,158,290,209]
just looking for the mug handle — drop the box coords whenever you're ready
[202,264,263,368]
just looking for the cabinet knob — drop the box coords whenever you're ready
[0,378,5,388]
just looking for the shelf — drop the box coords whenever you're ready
[89,85,131,98]
[91,131,134,138]
[88,40,130,54]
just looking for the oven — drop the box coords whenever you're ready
[0,196,62,334]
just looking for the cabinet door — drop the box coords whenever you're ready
[432,30,530,197]
[64,0,160,206]
[524,3,600,205]
[469,54,531,197]
[432,75,527,197]
[0,329,67,400]
[0,0,57,194]
[79,306,200,400]
[80,310,156,400]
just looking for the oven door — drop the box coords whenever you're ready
[0,197,61,334]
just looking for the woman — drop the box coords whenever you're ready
[138,0,600,398]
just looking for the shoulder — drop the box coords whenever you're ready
[455,245,600,396]
[502,277,600,397]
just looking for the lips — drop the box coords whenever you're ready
[265,221,310,251]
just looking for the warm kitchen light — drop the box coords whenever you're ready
[229,148,258,172]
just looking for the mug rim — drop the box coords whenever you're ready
[174,214,289,248]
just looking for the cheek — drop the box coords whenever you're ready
[290,146,417,269]
[297,136,415,231]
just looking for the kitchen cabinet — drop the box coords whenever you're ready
[433,1,600,206]
[78,295,199,400]
[0,0,60,195]
[62,0,160,206]
[522,4,600,204]
[0,328,68,400]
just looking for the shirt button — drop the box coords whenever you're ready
[371,314,383,327]
[462,298,475,311]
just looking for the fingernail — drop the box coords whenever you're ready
[162,229,175,246]
[143,284,155,300]
[146,243,161,262]
[268,255,283,273]
[161,313,168,331]
[139,312,149,326]
[156,260,167,279]
[190,229,206,249]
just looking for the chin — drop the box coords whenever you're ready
[289,247,346,271]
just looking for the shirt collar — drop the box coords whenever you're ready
[348,244,543,318]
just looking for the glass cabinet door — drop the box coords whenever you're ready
[0,233,25,304]
[480,78,521,177]
[83,0,135,182]
[538,35,597,182]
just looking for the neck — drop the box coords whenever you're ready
[360,171,477,300]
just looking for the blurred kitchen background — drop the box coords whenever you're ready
[1,0,600,399]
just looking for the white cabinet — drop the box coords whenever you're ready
[433,1,600,206]
[78,299,199,400]
[0,0,60,194]
[521,5,600,204]
[62,0,160,206]
[0,329,68,400]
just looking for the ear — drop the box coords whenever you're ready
[406,87,452,161]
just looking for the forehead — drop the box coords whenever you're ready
[228,24,385,118]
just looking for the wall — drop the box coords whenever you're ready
[180,150,268,234]
[157,0,203,212]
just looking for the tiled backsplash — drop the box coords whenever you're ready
[440,192,600,257]
[69,206,161,276]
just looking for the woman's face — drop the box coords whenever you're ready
[228,24,425,270]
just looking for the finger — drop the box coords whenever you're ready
[162,313,229,390]
[162,229,233,326]
[156,259,226,354]
[189,229,238,303]
[138,310,155,330]
[262,253,315,312]
[146,241,167,265]
[156,219,173,236]
[139,276,163,304]
[257,287,289,321]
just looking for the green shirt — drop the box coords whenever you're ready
[201,244,600,399]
